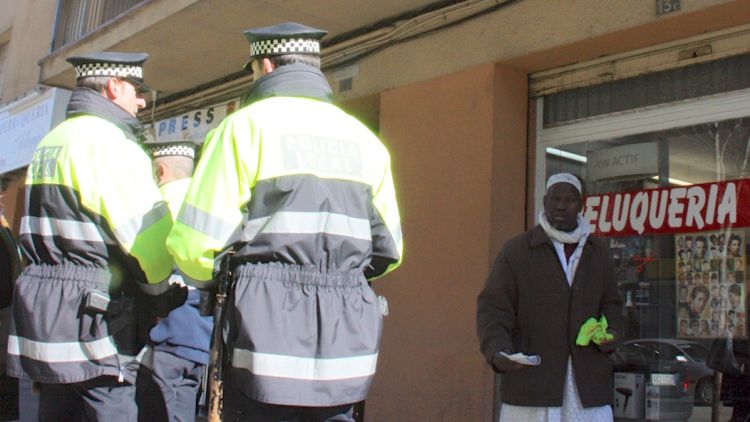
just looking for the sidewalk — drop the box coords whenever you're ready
[691,405,732,422]
[614,404,733,422]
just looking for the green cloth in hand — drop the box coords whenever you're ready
[576,315,614,346]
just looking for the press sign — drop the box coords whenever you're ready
[153,100,239,142]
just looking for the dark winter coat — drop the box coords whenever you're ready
[0,223,22,309]
[477,225,623,407]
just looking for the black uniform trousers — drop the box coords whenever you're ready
[222,384,355,422]
[136,349,205,422]
[38,376,136,422]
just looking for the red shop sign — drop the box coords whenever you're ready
[584,178,750,237]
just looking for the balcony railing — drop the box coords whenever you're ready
[51,0,147,51]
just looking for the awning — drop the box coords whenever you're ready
[0,87,71,174]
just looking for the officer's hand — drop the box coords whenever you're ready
[491,350,524,374]
[149,284,188,318]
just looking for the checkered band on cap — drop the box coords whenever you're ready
[250,38,320,57]
[74,62,144,81]
[148,145,195,159]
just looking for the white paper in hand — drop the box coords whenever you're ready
[499,351,541,366]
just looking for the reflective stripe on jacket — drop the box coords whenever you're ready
[8,111,173,383]
[7,265,134,383]
[19,115,173,290]
[167,95,403,286]
[225,263,382,406]
[166,64,403,406]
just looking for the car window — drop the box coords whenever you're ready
[656,343,682,361]
[619,344,648,364]
[624,343,658,364]
[679,343,709,362]
[636,342,661,360]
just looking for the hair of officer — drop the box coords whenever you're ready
[267,53,321,69]
[154,155,195,180]
[77,76,113,92]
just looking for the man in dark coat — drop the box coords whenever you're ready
[477,172,623,421]
[0,212,22,419]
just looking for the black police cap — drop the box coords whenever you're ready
[67,52,151,92]
[243,22,327,62]
[142,138,201,160]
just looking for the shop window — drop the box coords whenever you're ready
[539,53,750,413]
[543,113,750,417]
[545,116,750,343]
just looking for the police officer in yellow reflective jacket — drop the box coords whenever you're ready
[166,22,403,421]
[6,52,185,421]
[136,138,212,422]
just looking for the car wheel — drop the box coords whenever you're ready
[696,378,713,406]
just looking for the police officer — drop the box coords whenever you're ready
[6,52,185,421]
[136,138,212,422]
[166,22,404,421]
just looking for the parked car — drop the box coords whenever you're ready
[613,340,695,421]
[617,338,714,406]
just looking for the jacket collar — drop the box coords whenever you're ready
[66,87,145,143]
[241,63,333,107]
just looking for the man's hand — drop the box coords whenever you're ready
[492,350,525,374]
[597,338,618,354]
[149,283,188,318]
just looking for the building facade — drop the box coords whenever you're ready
[1,0,750,420]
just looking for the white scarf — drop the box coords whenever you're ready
[539,211,590,284]
[538,211,589,244]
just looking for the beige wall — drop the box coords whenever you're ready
[0,0,16,38]
[370,62,527,421]
[30,0,747,104]
[490,65,529,257]
[0,0,15,103]
[0,0,56,102]
[0,0,56,223]
[336,0,749,102]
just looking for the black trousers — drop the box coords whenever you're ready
[731,403,750,422]
[136,349,205,422]
[38,376,136,422]
[222,384,355,422]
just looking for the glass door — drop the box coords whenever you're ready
[538,88,750,417]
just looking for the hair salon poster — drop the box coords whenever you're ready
[676,231,746,339]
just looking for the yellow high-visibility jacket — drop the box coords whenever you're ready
[19,114,173,290]
[8,94,174,384]
[167,95,403,287]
